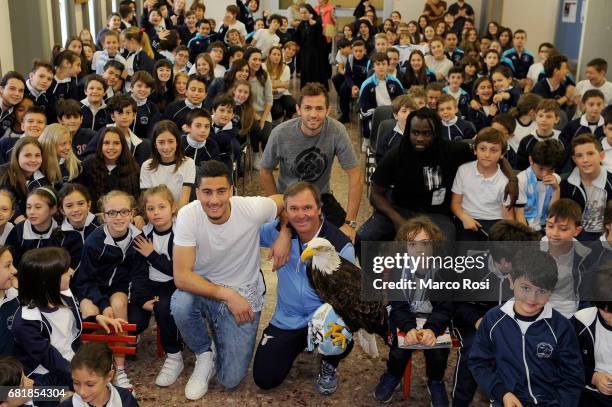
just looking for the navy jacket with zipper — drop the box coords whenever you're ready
[560,166,612,218]
[469,300,584,406]
[59,213,100,274]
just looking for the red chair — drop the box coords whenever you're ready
[81,322,138,355]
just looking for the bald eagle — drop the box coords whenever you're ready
[300,237,388,346]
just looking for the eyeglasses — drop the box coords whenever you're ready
[104,209,133,218]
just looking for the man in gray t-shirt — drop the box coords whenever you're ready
[260,83,362,241]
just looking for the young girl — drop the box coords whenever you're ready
[79,127,140,213]
[173,72,188,101]
[230,80,262,166]
[342,24,354,42]
[510,93,542,144]
[424,39,453,81]
[492,65,522,113]
[399,50,436,90]
[0,137,50,222]
[245,47,273,162]
[13,247,122,388]
[58,183,99,274]
[0,246,18,357]
[479,49,500,78]
[75,190,146,390]
[194,53,215,86]
[59,342,138,407]
[39,123,82,190]
[123,27,155,86]
[151,59,174,114]
[6,187,61,266]
[79,28,95,47]
[140,121,195,208]
[0,191,14,246]
[460,56,479,94]
[265,45,296,121]
[467,77,498,131]
[226,28,244,47]
[498,28,513,51]
[131,186,184,387]
[51,50,81,102]
[204,59,250,110]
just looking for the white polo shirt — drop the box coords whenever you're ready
[452,161,509,220]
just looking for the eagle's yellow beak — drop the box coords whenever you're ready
[301,246,316,263]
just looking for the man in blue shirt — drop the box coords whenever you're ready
[253,181,355,396]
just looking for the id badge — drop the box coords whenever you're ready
[431,188,446,206]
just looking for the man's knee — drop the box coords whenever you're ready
[170,290,196,321]
[253,368,284,390]
[217,369,247,390]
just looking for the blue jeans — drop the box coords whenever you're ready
[170,289,261,389]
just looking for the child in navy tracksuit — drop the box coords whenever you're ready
[437,94,476,141]
[130,71,161,141]
[210,96,242,173]
[0,246,18,357]
[443,67,470,119]
[375,95,416,164]
[468,249,584,407]
[59,342,139,407]
[359,52,404,144]
[80,74,109,131]
[5,187,61,266]
[130,186,184,388]
[187,20,213,64]
[560,89,606,147]
[163,75,207,130]
[74,190,147,391]
[338,41,369,123]
[57,184,99,276]
[181,108,220,167]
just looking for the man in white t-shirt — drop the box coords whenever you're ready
[171,160,284,401]
[253,14,282,59]
[573,58,612,119]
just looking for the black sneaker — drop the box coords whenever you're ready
[427,379,449,407]
[373,372,401,403]
[315,359,338,395]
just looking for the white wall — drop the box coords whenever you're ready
[0,0,14,73]
[391,0,482,27]
[577,0,612,81]
[501,0,558,52]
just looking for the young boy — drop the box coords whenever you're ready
[163,75,207,130]
[218,5,247,44]
[468,248,584,406]
[444,31,464,67]
[253,14,282,59]
[0,105,47,164]
[56,99,95,160]
[560,134,612,241]
[426,82,444,110]
[0,72,26,134]
[1,96,33,140]
[561,89,606,145]
[386,48,400,78]
[502,29,534,88]
[571,273,612,406]
[130,71,160,141]
[515,140,564,232]
[85,94,151,166]
[407,86,427,109]
[187,19,213,64]
[99,60,125,102]
[359,52,404,149]
[375,95,417,163]
[80,74,109,131]
[437,94,476,141]
[451,127,513,240]
[92,30,127,75]
[177,10,198,46]
[173,45,191,74]
[516,99,564,171]
[338,40,369,123]
[532,54,572,110]
[602,110,612,168]
[208,41,228,77]
[443,67,470,119]
[24,60,55,122]
[332,39,352,95]
[182,108,220,167]
[574,58,612,110]
[210,95,241,172]
[527,42,554,87]
[491,113,519,168]
[96,12,122,48]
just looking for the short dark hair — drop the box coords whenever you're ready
[56,99,83,119]
[544,54,568,78]
[298,82,329,108]
[488,220,539,262]
[17,247,72,308]
[538,42,554,52]
[31,59,54,74]
[71,342,114,377]
[185,108,211,126]
[107,94,137,114]
[284,181,322,209]
[587,58,608,73]
[195,160,232,187]
[604,110,612,125]
[131,70,155,88]
[572,133,602,154]
[536,99,560,116]
[447,66,463,78]
[0,71,25,88]
[510,249,558,292]
[492,65,513,79]
[337,38,351,49]
[530,139,565,168]
[24,105,47,119]
[371,52,389,64]
[475,127,507,153]
[351,40,366,48]
[197,19,211,28]
[103,59,125,73]
[0,356,23,388]
[268,13,283,26]
[186,74,208,91]
[444,30,457,39]
[119,3,133,19]
[582,89,605,104]
[212,95,235,111]
[84,74,108,91]
[226,4,239,15]
[547,198,582,227]
[491,113,516,134]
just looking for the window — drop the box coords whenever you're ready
[88,0,97,37]
[59,0,69,45]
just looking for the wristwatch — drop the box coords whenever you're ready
[344,220,357,229]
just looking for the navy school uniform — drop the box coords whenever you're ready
[466,105,494,132]
[446,48,465,67]
[211,122,241,171]
[537,70,576,87]
[443,85,471,118]
[344,55,370,90]
[177,24,197,47]
[85,125,152,167]
[0,106,15,134]
[181,134,221,167]
[49,76,80,103]
[532,79,568,103]
[502,48,534,80]
[74,224,147,314]
[132,97,161,141]
[59,213,100,275]
[25,80,57,124]
[12,289,82,387]
[440,117,476,141]
[375,123,402,164]
[130,223,182,352]
[560,115,605,146]
[80,99,109,131]
[5,218,61,266]
[59,383,139,407]
[0,167,50,219]
[163,99,202,131]
[187,34,213,64]
[468,300,584,406]
[358,75,404,139]
[0,287,18,356]
[495,86,522,113]
[125,49,155,79]
[72,127,95,160]
[516,130,565,172]
[0,134,21,164]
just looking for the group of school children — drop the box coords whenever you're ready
[0,0,610,406]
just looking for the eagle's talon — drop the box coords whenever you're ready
[324,322,348,349]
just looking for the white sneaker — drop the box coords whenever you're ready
[114,368,134,391]
[155,352,184,387]
[253,152,262,170]
[361,138,370,153]
[185,349,216,400]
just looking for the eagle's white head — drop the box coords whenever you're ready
[300,237,341,275]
